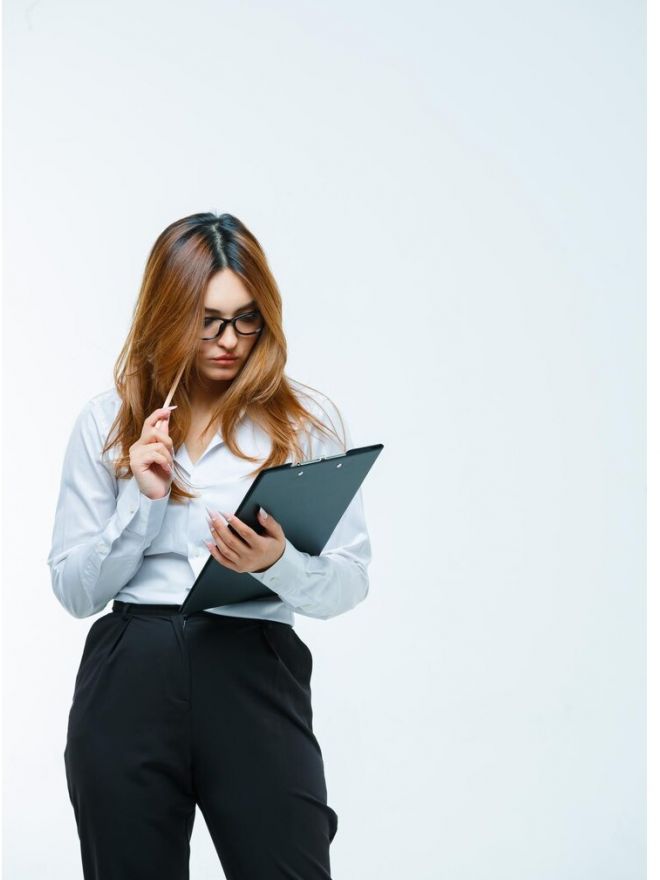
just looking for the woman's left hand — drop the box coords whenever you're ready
[205,507,286,574]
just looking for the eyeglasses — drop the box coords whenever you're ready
[201,310,264,341]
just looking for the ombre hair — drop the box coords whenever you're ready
[100,212,346,504]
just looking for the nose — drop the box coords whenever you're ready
[217,323,239,349]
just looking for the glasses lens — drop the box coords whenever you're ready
[201,318,222,340]
[235,312,263,335]
[200,312,263,340]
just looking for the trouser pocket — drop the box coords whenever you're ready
[260,621,313,694]
[72,613,133,698]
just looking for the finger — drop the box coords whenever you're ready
[150,433,174,455]
[222,513,256,547]
[153,452,173,474]
[206,511,243,549]
[257,508,282,537]
[146,406,176,427]
[146,443,173,468]
[149,417,170,439]
[208,524,242,562]
[146,408,176,437]
[208,517,244,556]
[206,539,237,570]
[141,450,173,473]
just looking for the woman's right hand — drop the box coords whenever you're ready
[129,406,176,500]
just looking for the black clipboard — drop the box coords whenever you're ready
[179,443,383,616]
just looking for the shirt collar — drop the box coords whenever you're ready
[174,404,249,475]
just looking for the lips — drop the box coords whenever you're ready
[212,356,237,362]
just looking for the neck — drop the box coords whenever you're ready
[188,378,231,414]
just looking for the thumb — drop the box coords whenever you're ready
[258,507,280,534]
[155,411,172,436]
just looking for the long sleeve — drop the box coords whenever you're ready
[249,393,372,621]
[47,397,171,619]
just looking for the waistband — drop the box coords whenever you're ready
[111,600,291,629]
[112,600,186,617]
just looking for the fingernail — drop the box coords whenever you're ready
[259,507,268,519]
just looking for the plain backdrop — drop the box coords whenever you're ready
[2,0,645,877]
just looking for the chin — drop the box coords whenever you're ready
[203,362,240,377]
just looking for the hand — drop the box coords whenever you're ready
[129,406,176,500]
[205,507,286,574]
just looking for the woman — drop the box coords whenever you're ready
[47,212,372,880]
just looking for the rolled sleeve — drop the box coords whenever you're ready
[47,398,171,619]
[249,393,372,620]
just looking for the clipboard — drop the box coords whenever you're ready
[179,443,384,616]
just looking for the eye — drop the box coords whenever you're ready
[235,311,263,333]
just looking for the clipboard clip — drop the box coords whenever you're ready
[290,452,346,467]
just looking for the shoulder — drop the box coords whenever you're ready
[83,387,121,420]
[71,387,122,452]
[88,386,122,414]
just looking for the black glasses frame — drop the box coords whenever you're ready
[201,310,264,341]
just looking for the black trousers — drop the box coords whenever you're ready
[63,601,338,879]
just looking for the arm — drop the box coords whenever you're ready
[46,398,171,619]
[249,394,372,620]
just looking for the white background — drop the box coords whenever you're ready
[2,1,645,877]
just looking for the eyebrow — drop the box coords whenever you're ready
[204,301,257,317]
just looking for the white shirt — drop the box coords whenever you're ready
[46,380,372,624]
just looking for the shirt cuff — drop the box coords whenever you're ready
[249,537,308,602]
[114,477,171,542]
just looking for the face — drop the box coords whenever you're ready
[194,269,262,387]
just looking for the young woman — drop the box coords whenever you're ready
[47,212,372,880]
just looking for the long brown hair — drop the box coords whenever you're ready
[100,212,345,503]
